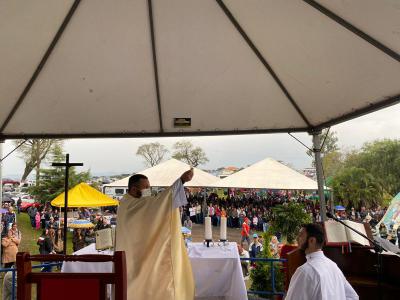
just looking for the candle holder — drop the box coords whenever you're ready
[203,239,214,248]
[218,239,229,246]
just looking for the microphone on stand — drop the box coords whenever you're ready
[326,212,336,219]
[326,211,384,300]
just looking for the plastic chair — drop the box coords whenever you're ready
[16,251,126,300]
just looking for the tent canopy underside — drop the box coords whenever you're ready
[1,0,400,139]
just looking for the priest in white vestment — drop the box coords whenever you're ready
[286,223,359,300]
[116,170,195,300]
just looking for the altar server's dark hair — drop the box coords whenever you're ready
[302,223,325,247]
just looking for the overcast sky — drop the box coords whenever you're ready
[2,104,400,179]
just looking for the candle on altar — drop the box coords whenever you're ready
[220,217,227,240]
[205,217,212,240]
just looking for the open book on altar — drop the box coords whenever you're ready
[95,227,115,250]
[324,220,373,247]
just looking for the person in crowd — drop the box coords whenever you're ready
[2,270,17,300]
[40,209,46,229]
[286,223,358,300]
[215,205,221,226]
[189,204,196,223]
[16,197,22,214]
[46,217,57,230]
[35,211,41,230]
[379,223,388,239]
[237,244,250,278]
[37,229,53,255]
[3,207,16,234]
[94,216,110,231]
[387,224,397,245]
[183,216,193,230]
[53,228,64,254]
[269,235,280,258]
[72,228,86,252]
[37,228,54,272]
[27,206,38,228]
[249,233,263,258]
[85,228,96,246]
[9,223,21,242]
[196,202,202,224]
[241,218,250,247]
[53,209,60,222]
[252,215,258,230]
[221,207,227,219]
[2,229,20,268]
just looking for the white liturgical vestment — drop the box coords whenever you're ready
[116,179,195,300]
[285,250,358,300]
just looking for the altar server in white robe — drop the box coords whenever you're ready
[286,223,359,300]
[116,170,195,300]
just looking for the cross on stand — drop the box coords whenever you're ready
[52,154,83,255]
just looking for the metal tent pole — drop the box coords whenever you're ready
[311,132,327,221]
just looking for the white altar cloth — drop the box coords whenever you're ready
[61,242,247,300]
[188,242,248,300]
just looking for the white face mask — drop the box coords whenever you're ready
[141,188,152,198]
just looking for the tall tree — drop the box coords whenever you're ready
[331,167,383,208]
[136,142,169,167]
[172,140,209,167]
[348,139,400,196]
[14,139,62,183]
[29,144,90,204]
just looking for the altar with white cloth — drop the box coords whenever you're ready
[61,242,247,300]
[188,242,248,300]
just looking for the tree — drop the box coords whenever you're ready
[172,140,209,167]
[29,144,90,204]
[331,167,383,208]
[136,142,169,167]
[14,139,62,183]
[322,151,344,179]
[350,139,400,196]
[269,202,312,244]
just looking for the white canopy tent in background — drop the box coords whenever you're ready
[209,157,319,190]
[1,0,400,222]
[103,158,219,189]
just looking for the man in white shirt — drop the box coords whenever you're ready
[286,223,359,300]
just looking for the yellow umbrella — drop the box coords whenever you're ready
[51,182,119,207]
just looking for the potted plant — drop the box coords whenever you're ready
[250,202,312,298]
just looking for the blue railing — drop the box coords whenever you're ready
[0,262,62,300]
[240,257,287,297]
[1,258,284,299]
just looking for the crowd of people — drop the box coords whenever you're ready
[0,200,114,271]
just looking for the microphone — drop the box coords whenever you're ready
[326,212,336,219]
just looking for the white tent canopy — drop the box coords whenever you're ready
[1,0,399,139]
[209,158,319,190]
[104,158,219,188]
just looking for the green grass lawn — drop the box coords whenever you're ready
[17,212,74,255]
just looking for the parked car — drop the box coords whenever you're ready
[1,195,15,206]
[20,199,41,212]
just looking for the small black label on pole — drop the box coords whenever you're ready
[173,118,191,128]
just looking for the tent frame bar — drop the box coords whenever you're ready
[316,93,400,129]
[147,0,164,133]
[0,0,82,133]
[0,127,308,140]
[215,0,312,128]
[303,0,400,63]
